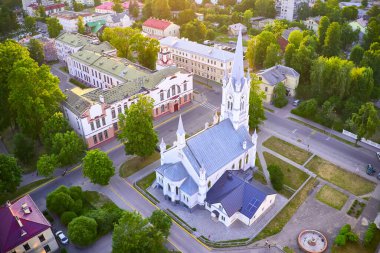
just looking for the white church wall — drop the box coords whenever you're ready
[248,194,276,225]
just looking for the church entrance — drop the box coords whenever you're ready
[174,103,179,112]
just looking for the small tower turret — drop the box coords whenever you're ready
[198,165,207,206]
[160,138,166,165]
[176,115,186,149]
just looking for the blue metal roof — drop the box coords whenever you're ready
[156,162,188,182]
[181,177,198,196]
[206,171,274,219]
[160,36,235,62]
[185,119,253,177]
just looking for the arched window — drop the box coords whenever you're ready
[171,85,176,96]
[168,184,171,191]
[177,85,181,94]
[239,159,242,169]
[240,98,244,110]
[160,91,164,101]
[245,154,249,164]
[176,186,179,195]
[167,89,170,98]
[208,181,211,188]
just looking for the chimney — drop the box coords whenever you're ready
[99,95,104,103]
[204,122,209,129]
[6,200,11,207]
[242,141,247,150]
[15,216,23,228]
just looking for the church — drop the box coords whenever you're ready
[155,30,276,227]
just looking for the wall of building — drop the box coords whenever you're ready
[8,228,59,253]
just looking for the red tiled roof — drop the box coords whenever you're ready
[44,3,65,11]
[143,18,172,30]
[0,195,51,253]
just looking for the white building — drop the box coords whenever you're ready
[280,0,312,21]
[155,31,276,227]
[50,11,109,33]
[303,16,321,33]
[62,63,193,148]
[159,36,235,83]
[142,18,180,39]
[105,12,133,28]
[228,23,247,36]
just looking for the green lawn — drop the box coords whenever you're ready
[263,152,309,190]
[119,151,160,178]
[253,157,267,185]
[306,156,376,196]
[316,185,348,210]
[263,136,312,165]
[136,172,156,190]
[332,228,380,253]
[254,178,317,241]
[83,190,112,209]
[0,178,52,205]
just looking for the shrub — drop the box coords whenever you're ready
[292,99,318,118]
[85,209,114,236]
[61,211,78,226]
[101,202,123,224]
[267,164,284,191]
[69,186,83,200]
[364,223,377,247]
[46,191,74,216]
[346,231,359,242]
[71,199,83,215]
[68,216,98,247]
[334,234,346,246]
[339,224,351,234]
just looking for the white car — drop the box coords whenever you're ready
[377,152,380,161]
[55,231,69,245]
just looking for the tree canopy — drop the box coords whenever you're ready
[83,149,115,185]
[47,17,63,38]
[180,19,207,43]
[149,210,172,238]
[0,154,22,194]
[28,39,45,66]
[249,78,266,130]
[68,216,98,247]
[51,131,86,166]
[349,102,380,143]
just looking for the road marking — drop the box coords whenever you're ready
[201,102,218,111]
[292,129,298,134]
[109,185,136,211]
[326,136,330,141]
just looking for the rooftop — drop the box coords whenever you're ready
[95,1,142,11]
[281,27,302,41]
[55,32,99,48]
[0,195,51,253]
[160,36,235,62]
[143,18,174,30]
[50,11,100,20]
[258,65,299,86]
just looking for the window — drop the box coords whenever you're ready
[176,186,179,195]
[117,105,122,114]
[124,103,128,111]
[168,184,171,191]
[93,135,98,144]
[239,159,242,169]
[90,122,94,131]
[98,132,103,142]
[245,154,249,164]
[240,100,244,110]
[104,130,108,139]
[76,120,80,130]
[232,164,235,169]
[184,83,187,91]
[161,104,164,113]
[221,216,225,221]
[96,119,100,128]
[167,89,170,98]
[102,117,106,126]
[184,94,187,102]
[208,181,211,188]
[44,245,51,253]
[171,85,176,96]
[111,108,116,119]
[160,91,164,101]
[265,87,268,92]
[38,234,46,242]
[113,122,118,131]
[177,85,181,94]
[23,243,30,251]
[156,108,159,115]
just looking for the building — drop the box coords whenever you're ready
[62,63,193,148]
[0,195,59,253]
[26,3,65,17]
[250,17,275,30]
[105,12,133,28]
[303,16,320,33]
[55,32,116,63]
[257,65,300,103]
[155,31,276,227]
[171,11,204,21]
[278,27,302,51]
[95,1,142,14]
[280,0,311,21]
[159,36,235,83]
[142,18,180,39]
[228,23,247,36]
[50,11,109,33]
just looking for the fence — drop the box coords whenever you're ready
[342,130,380,149]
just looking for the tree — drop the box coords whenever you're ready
[267,164,284,191]
[118,96,158,157]
[361,43,380,98]
[24,16,36,33]
[350,67,374,102]
[341,23,359,51]
[129,0,139,18]
[41,112,71,152]
[37,5,46,18]
[85,209,115,235]
[342,6,358,21]
[149,210,172,238]
[77,16,85,34]
[47,191,75,215]
[322,22,341,57]
[129,34,160,70]
[142,0,152,19]
[112,0,124,13]
[0,6,18,35]
[180,19,207,43]
[255,0,276,18]
[83,149,115,185]
[28,39,45,66]
[292,99,318,118]
[0,154,22,194]
[318,16,330,51]
[0,40,30,132]
[112,211,166,253]
[61,211,78,226]
[273,83,288,108]
[349,102,380,143]
[73,1,85,11]
[361,0,368,8]
[68,216,98,246]
[284,43,296,66]
[367,6,380,18]
[364,17,380,49]
[13,133,35,165]
[243,9,253,26]
[169,0,190,11]
[102,27,140,58]
[152,0,171,19]
[288,30,303,48]
[364,223,377,247]
[246,31,277,69]
[297,2,312,20]
[177,9,195,25]
[37,154,58,177]
[206,29,216,40]
[263,43,281,68]
[334,234,347,246]
[51,131,86,166]
[7,59,65,139]
[349,45,364,65]
[47,17,63,38]
[249,78,266,130]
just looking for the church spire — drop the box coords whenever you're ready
[176,115,185,136]
[176,115,186,148]
[231,28,245,91]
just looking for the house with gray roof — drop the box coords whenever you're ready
[155,31,275,227]
[106,12,133,28]
[257,65,300,103]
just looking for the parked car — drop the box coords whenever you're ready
[293,100,301,106]
[55,231,69,245]
[228,40,236,45]
[377,173,380,180]
[366,164,376,176]
[376,152,380,161]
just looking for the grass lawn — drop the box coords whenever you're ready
[306,156,376,196]
[69,78,89,89]
[83,190,112,209]
[0,178,52,205]
[254,178,317,241]
[263,152,309,190]
[136,172,156,190]
[59,66,68,73]
[316,185,348,210]
[331,228,380,253]
[263,136,312,165]
[119,151,160,178]
[253,157,267,185]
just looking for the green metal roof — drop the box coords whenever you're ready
[56,32,96,48]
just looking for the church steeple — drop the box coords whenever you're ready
[176,115,186,148]
[219,28,250,131]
